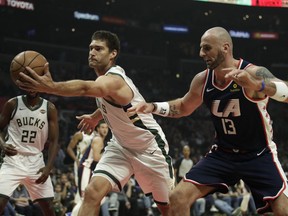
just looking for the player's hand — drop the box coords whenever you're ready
[127,101,154,114]
[125,200,131,209]
[16,63,55,93]
[35,167,50,184]
[76,114,98,134]
[1,144,17,156]
[224,68,261,91]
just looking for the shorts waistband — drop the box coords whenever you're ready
[17,152,42,156]
[216,146,249,154]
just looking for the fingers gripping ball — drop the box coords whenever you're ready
[10,50,47,84]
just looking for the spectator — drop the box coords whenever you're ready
[11,184,33,216]
[53,183,67,216]
[174,144,194,184]
[59,173,76,213]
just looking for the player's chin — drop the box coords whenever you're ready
[27,91,38,97]
[88,60,98,67]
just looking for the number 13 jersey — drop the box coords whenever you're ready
[202,59,273,151]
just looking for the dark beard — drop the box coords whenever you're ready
[208,51,225,69]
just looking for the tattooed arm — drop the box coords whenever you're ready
[255,67,288,101]
[164,72,204,118]
[128,71,206,118]
[225,65,288,102]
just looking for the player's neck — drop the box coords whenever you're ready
[24,95,41,108]
[95,64,116,76]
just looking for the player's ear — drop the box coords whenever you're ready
[223,42,230,53]
[110,49,117,60]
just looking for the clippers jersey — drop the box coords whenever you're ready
[96,65,168,151]
[6,96,49,155]
[202,59,273,151]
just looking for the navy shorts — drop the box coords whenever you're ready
[184,146,288,214]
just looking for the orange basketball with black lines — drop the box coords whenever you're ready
[10,50,47,84]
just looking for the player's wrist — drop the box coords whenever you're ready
[258,80,265,92]
[151,102,170,116]
[270,81,288,101]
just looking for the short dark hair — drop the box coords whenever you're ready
[96,119,107,129]
[91,30,120,60]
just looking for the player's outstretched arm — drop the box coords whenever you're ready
[17,65,132,103]
[17,64,102,97]
[128,72,205,118]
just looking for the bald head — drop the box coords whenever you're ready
[199,26,234,69]
[203,27,233,48]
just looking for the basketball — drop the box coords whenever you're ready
[10,50,47,84]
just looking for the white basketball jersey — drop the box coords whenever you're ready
[76,132,94,160]
[6,95,49,155]
[96,65,168,151]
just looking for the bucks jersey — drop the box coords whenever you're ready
[202,59,273,151]
[96,65,168,151]
[6,95,49,155]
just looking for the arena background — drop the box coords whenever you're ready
[1,0,288,172]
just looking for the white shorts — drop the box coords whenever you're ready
[92,139,175,204]
[79,166,92,197]
[0,152,54,201]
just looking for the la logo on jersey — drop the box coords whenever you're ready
[211,99,240,117]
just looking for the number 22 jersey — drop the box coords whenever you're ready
[6,95,49,155]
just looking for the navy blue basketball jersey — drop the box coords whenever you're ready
[202,59,273,151]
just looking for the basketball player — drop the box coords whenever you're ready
[0,91,59,216]
[71,120,109,216]
[66,126,97,203]
[16,30,174,216]
[128,26,288,216]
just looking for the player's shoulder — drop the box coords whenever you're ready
[106,65,126,78]
[46,100,57,110]
[91,136,104,147]
[73,131,83,139]
[4,96,20,108]
[191,70,208,86]
[196,70,208,79]
[7,96,18,104]
[244,63,260,71]
[0,97,18,118]
[92,135,102,142]
[45,99,57,113]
